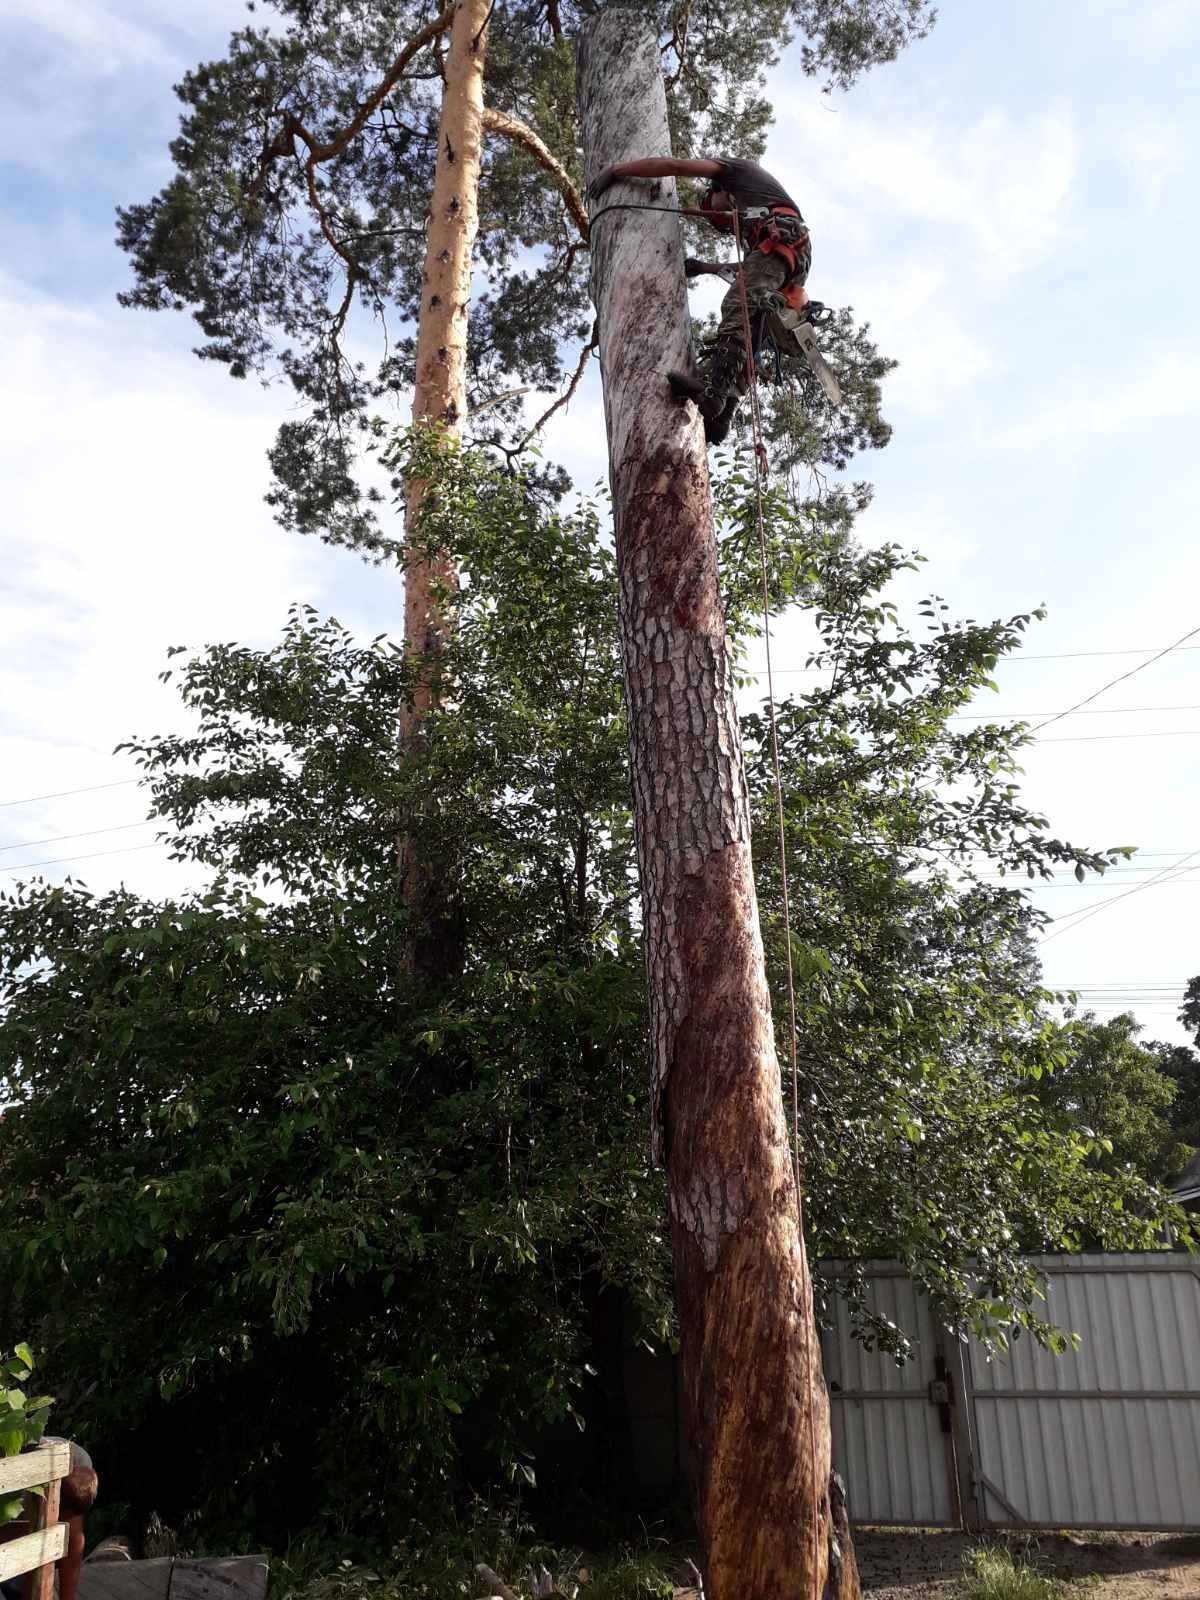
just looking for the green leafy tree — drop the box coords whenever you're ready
[1151,1038,1200,1152]
[1027,1012,1188,1184]
[0,447,1183,1534]
[1181,975,1200,1039]
[1,1345,54,1526]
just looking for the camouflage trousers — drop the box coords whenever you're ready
[705,243,812,394]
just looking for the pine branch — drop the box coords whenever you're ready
[480,107,590,243]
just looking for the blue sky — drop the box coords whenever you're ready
[1,0,1198,1045]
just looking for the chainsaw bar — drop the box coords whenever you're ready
[789,322,843,407]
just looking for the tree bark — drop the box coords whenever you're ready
[398,0,491,980]
[577,18,859,1600]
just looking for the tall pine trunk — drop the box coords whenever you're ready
[577,18,859,1600]
[398,0,491,979]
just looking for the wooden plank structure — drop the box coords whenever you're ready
[0,1442,71,1600]
[77,1557,268,1600]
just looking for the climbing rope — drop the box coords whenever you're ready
[731,209,822,1600]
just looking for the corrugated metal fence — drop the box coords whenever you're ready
[822,1254,1200,1531]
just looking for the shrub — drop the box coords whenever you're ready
[0,1344,54,1525]
[961,1545,1061,1600]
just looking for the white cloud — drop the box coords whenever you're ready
[0,0,167,74]
[986,338,1200,458]
[0,269,345,899]
[774,95,1079,289]
[1114,121,1188,216]
[0,0,250,73]
[1138,0,1200,48]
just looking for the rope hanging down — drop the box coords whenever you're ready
[730,210,822,1600]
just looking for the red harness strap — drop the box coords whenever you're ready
[747,206,809,277]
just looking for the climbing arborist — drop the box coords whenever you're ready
[588,155,811,443]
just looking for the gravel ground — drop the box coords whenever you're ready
[854,1528,1200,1600]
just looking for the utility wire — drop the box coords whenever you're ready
[0,842,167,876]
[1035,729,1200,743]
[0,820,154,855]
[0,778,139,810]
[749,644,1200,678]
[1029,622,1200,734]
[983,875,1200,889]
[6,641,1199,814]
[947,703,1200,721]
[1061,976,1192,984]
[1042,848,1200,943]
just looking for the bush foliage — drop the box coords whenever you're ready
[0,446,1187,1538]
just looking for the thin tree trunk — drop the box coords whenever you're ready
[398,0,491,979]
[577,18,859,1600]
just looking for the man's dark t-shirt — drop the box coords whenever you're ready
[712,157,803,220]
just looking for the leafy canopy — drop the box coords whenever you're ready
[0,444,1184,1532]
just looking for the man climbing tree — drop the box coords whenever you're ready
[117,0,925,969]
[589,154,811,442]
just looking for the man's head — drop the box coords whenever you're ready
[700,185,736,231]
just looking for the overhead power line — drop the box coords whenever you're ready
[750,644,1200,679]
[983,874,1200,889]
[0,778,139,810]
[1029,622,1200,734]
[0,842,167,877]
[1036,729,1200,744]
[1042,848,1200,945]
[947,703,1200,721]
[1056,981,1190,989]
[0,820,154,855]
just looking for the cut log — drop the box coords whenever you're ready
[474,1565,519,1600]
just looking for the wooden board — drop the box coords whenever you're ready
[0,1443,72,1497]
[0,1524,68,1584]
[77,1557,269,1600]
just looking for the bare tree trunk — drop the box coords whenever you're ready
[577,18,859,1600]
[398,0,491,979]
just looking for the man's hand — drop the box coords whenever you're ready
[587,166,618,202]
[588,155,721,204]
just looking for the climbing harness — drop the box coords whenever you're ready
[731,207,823,1600]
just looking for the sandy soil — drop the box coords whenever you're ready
[854,1528,1200,1600]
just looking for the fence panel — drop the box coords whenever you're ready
[964,1255,1200,1530]
[820,1264,959,1526]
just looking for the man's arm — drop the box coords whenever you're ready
[588,156,721,201]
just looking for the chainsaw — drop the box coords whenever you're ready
[683,257,843,407]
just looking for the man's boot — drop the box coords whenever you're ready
[668,338,745,443]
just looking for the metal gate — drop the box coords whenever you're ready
[820,1255,1200,1532]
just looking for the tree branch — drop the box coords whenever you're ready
[246,5,456,217]
[519,329,594,447]
[480,106,590,243]
[310,4,457,163]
